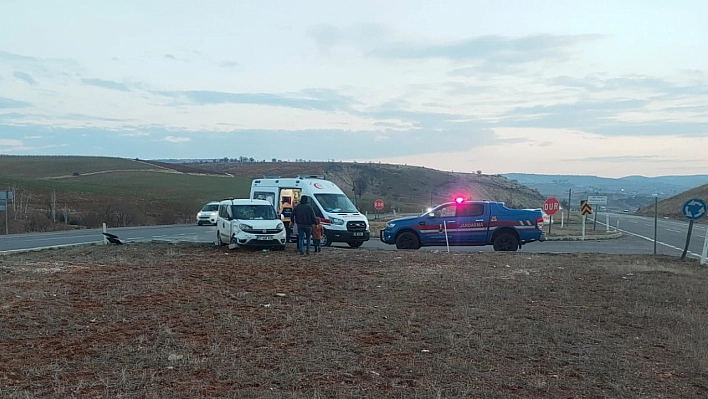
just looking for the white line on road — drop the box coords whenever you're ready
[601,223,700,260]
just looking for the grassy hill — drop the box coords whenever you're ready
[0,156,245,233]
[0,156,545,233]
[636,182,708,222]
[187,161,546,213]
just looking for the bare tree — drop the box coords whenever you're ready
[50,188,57,223]
[62,204,70,224]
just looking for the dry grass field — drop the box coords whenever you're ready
[1,244,707,398]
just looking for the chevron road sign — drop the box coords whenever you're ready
[580,200,593,215]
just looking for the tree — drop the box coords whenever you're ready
[353,176,368,202]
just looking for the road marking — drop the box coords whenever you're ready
[603,224,701,260]
[19,234,102,242]
[666,229,682,233]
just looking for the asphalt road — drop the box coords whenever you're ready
[1,213,706,261]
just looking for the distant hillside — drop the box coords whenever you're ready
[503,172,708,212]
[504,173,708,197]
[189,161,546,212]
[636,183,708,221]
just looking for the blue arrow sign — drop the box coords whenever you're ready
[682,198,707,220]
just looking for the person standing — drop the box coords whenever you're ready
[292,196,318,255]
[280,197,293,242]
[312,216,324,253]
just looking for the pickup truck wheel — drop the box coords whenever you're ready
[493,232,519,251]
[395,231,420,250]
[216,231,225,246]
[347,241,363,248]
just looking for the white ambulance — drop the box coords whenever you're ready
[250,176,370,248]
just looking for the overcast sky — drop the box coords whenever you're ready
[1,0,707,178]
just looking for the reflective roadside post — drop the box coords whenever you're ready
[653,194,658,255]
[701,229,708,266]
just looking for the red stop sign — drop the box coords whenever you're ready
[543,197,560,215]
[374,199,385,211]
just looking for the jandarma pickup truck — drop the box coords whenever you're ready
[380,198,545,251]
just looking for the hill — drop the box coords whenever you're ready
[504,173,708,212]
[504,173,708,197]
[186,161,546,213]
[0,156,244,233]
[0,156,545,234]
[636,182,708,221]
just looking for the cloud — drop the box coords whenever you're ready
[0,50,79,71]
[220,61,239,68]
[164,136,191,143]
[121,131,150,137]
[80,78,131,92]
[154,88,357,111]
[307,24,344,53]
[567,155,701,164]
[307,27,600,75]
[499,98,708,138]
[0,97,31,108]
[307,23,390,54]
[570,155,661,162]
[368,34,601,63]
[0,123,502,160]
[549,75,708,97]
[0,138,31,153]
[13,71,37,85]
[164,54,177,60]
[0,139,23,146]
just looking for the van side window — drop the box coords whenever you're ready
[218,205,228,219]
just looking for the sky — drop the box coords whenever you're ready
[1,0,707,178]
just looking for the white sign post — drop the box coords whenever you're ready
[605,213,610,232]
[581,215,586,240]
[701,230,708,266]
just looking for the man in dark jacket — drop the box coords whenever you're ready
[292,196,319,255]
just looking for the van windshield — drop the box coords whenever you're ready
[230,205,278,220]
[314,194,358,213]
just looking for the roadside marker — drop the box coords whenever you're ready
[701,230,708,266]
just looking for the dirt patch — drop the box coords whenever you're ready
[1,244,707,398]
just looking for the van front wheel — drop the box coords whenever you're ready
[321,233,332,247]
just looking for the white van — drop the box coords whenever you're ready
[250,176,370,248]
[216,198,287,250]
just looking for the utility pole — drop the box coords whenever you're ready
[567,189,572,218]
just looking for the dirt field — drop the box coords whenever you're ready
[1,243,707,398]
